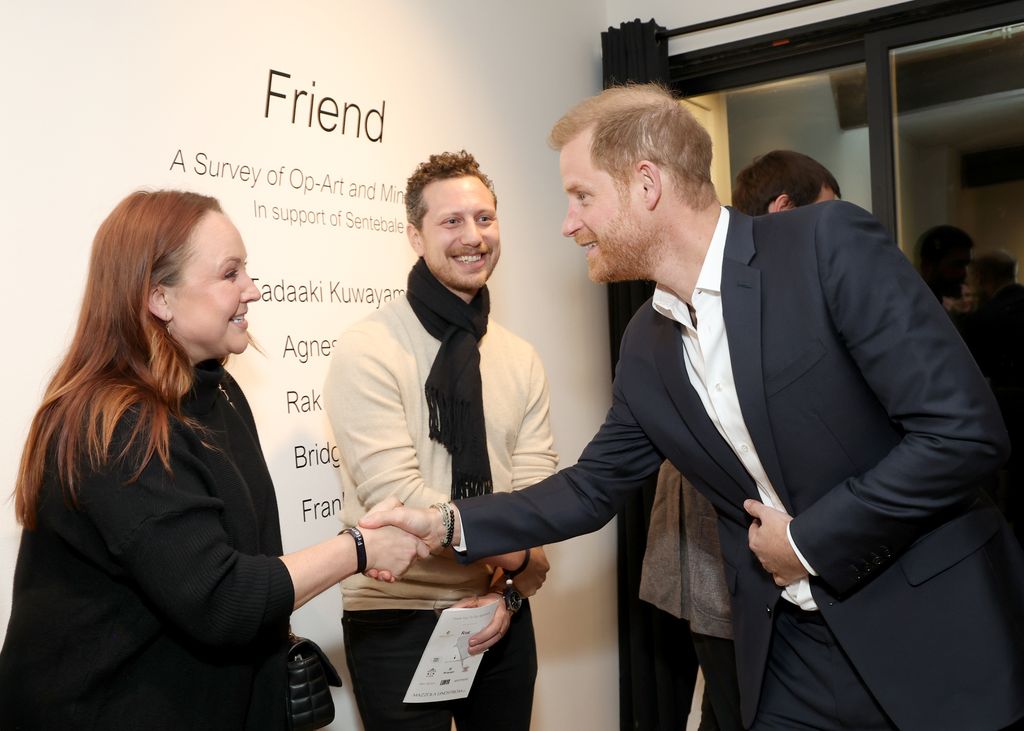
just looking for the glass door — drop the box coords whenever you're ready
[879,9,1024,539]
[889,23,1024,305]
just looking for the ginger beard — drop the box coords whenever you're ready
[584,191,660,284]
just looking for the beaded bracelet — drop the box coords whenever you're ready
[431,502,455,548]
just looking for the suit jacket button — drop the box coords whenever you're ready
[766,605,772,617]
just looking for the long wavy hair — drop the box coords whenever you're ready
[15,190,222,528]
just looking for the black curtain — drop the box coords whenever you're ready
[601,19,701,731]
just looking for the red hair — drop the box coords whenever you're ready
[549,83,717,209]
[15,190,222,528]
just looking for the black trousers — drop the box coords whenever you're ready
[752,601,1024,730]
[752,602,895,731]
[691,633,743,731]
[342,601,536,731]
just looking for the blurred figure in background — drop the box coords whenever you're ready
[916,224,974,318]
[731,149,840,215]
[963,250,1024,545]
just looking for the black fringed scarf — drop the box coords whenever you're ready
[406,257,493,500]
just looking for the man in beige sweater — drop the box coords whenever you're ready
[325,150,557,731]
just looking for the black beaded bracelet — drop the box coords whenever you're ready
[431,502,455,548]
[341,527,367,574]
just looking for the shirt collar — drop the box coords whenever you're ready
[652,207,730,319]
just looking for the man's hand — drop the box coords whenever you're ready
[453,593,510,654]
[497,547,550,597]
[744,499,808,587]
[360,497,431,581]
[360,504,446,551]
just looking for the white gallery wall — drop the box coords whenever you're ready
[0,2,614,729]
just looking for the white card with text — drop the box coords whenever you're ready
[403,602,498,703]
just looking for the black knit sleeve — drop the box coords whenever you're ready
[75,423,294,647]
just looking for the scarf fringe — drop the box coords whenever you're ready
[425,387,470,453]
[426,386,493,500]
[452,470,493,500]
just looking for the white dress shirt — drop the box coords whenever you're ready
[652,207,818,610]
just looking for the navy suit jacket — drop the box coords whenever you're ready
[458,201,1024,730]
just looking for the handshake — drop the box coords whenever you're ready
[352,498,458,582]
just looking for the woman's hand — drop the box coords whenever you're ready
[360,497,429,581]
[283,495,428,609]
[361,524,430,582]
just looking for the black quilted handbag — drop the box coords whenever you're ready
[286,634,343,731]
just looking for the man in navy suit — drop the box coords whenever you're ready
[364,84,1024,730]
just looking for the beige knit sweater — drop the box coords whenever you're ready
[324,296,558,610]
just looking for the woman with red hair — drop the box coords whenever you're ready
[0,190,425,729]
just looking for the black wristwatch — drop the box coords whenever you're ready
[502,584,523,614]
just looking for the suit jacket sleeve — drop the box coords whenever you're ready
[789,202,1009,594]
[458,322,663,560]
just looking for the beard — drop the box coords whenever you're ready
[587,208,660,283]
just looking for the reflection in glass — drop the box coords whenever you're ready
[892,24,1024,265]
[892,22,1024,545]
[686,65,870,213]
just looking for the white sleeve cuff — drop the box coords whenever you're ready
[453,511,467,553]
[787,523,818,576]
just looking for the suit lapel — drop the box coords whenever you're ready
[651,308,758,504]
[721,211,792,511]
